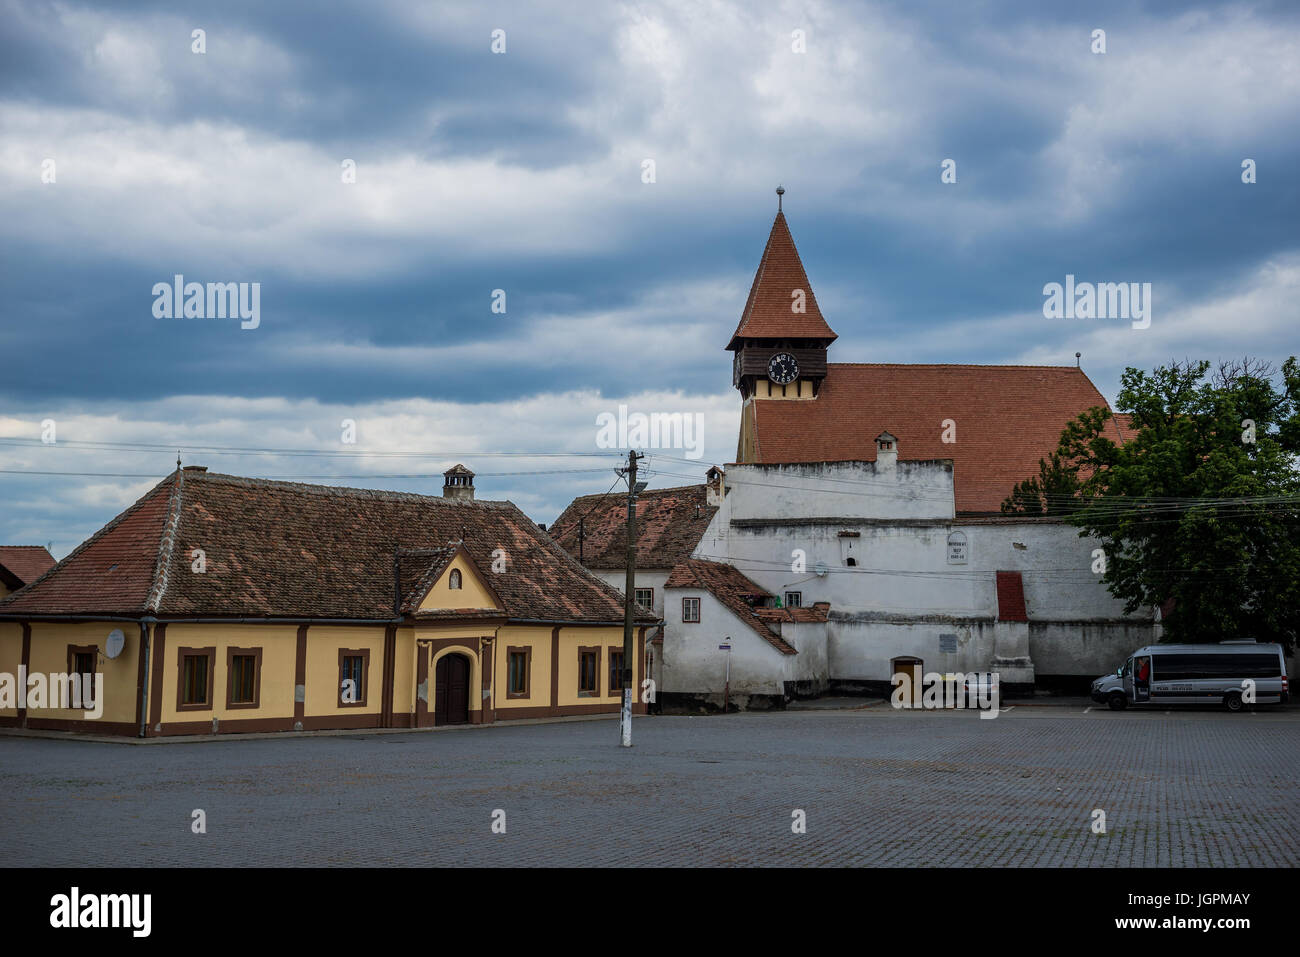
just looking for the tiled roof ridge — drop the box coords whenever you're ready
[145,467,187,613]
[829,362,1096,371]
[724,457,955,467]
[0,473,176,609]
[0,544,52,552]
[558,482,705,509]
[182,470,513,508]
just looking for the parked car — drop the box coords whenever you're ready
[962,672,999,702]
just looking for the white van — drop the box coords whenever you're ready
[1090,664,1128,710]
[1120,642,1289,711]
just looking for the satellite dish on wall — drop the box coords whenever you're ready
[814,562,828,578]
[105,629,125,660]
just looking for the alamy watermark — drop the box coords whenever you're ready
[891,670,1000,718]
[152,275,260,329]
[1042,275,1150,330]
[50,887,150,937]
[0,668,103,718]
[595,404,704,459]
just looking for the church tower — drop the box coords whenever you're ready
[729,189,836,460]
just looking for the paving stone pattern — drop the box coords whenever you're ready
[1,707,1295,867]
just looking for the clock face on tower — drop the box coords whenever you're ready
[767,352,799,384]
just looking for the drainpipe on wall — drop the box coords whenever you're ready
[137,617,154,739]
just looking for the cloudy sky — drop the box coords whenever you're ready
[2,0,1297,557]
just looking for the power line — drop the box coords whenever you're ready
[0,467,619,480]
[687,551,1300,586]
[0,436,624,460]
[548,473,627,541]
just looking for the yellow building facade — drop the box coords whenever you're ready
[0,468,656,737]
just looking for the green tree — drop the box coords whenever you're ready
[1003,357,1300,648]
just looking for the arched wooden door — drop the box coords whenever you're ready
[435,654,471,725]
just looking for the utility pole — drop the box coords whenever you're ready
[619,449,645,747]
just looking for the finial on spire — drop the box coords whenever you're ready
[177,451,182,469]
[775,185,784,212]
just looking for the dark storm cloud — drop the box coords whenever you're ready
[1,0,1298,551]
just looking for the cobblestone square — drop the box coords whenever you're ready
[2,706,1295,867]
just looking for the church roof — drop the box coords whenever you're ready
[0,469,654,624]
[747,363,1131,514]
[727,211,837,350]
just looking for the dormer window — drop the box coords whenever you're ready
[449,569,462,590]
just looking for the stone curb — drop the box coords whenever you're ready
[0,711,631,745]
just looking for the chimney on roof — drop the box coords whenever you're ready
[706,465,725,506]
[442,464,475,501]
[875,432,898,472]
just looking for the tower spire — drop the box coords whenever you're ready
[726,196,837,351]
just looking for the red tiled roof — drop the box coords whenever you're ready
[551,485,716,570]
[0,545,56,588]
[748,363,1129,513]
[665,559,797,654]
[753,601,830,624]
[727,212,837,349]
[0,482,174,614]
[1110,413,1134,441]
[995,571,1028,622]
[0,470,655,624]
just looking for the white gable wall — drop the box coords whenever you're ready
[588,568,671,619]
[661,589,792,697]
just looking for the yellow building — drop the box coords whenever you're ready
[0,465,656,737]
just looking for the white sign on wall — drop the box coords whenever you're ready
[947,531,968,565]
